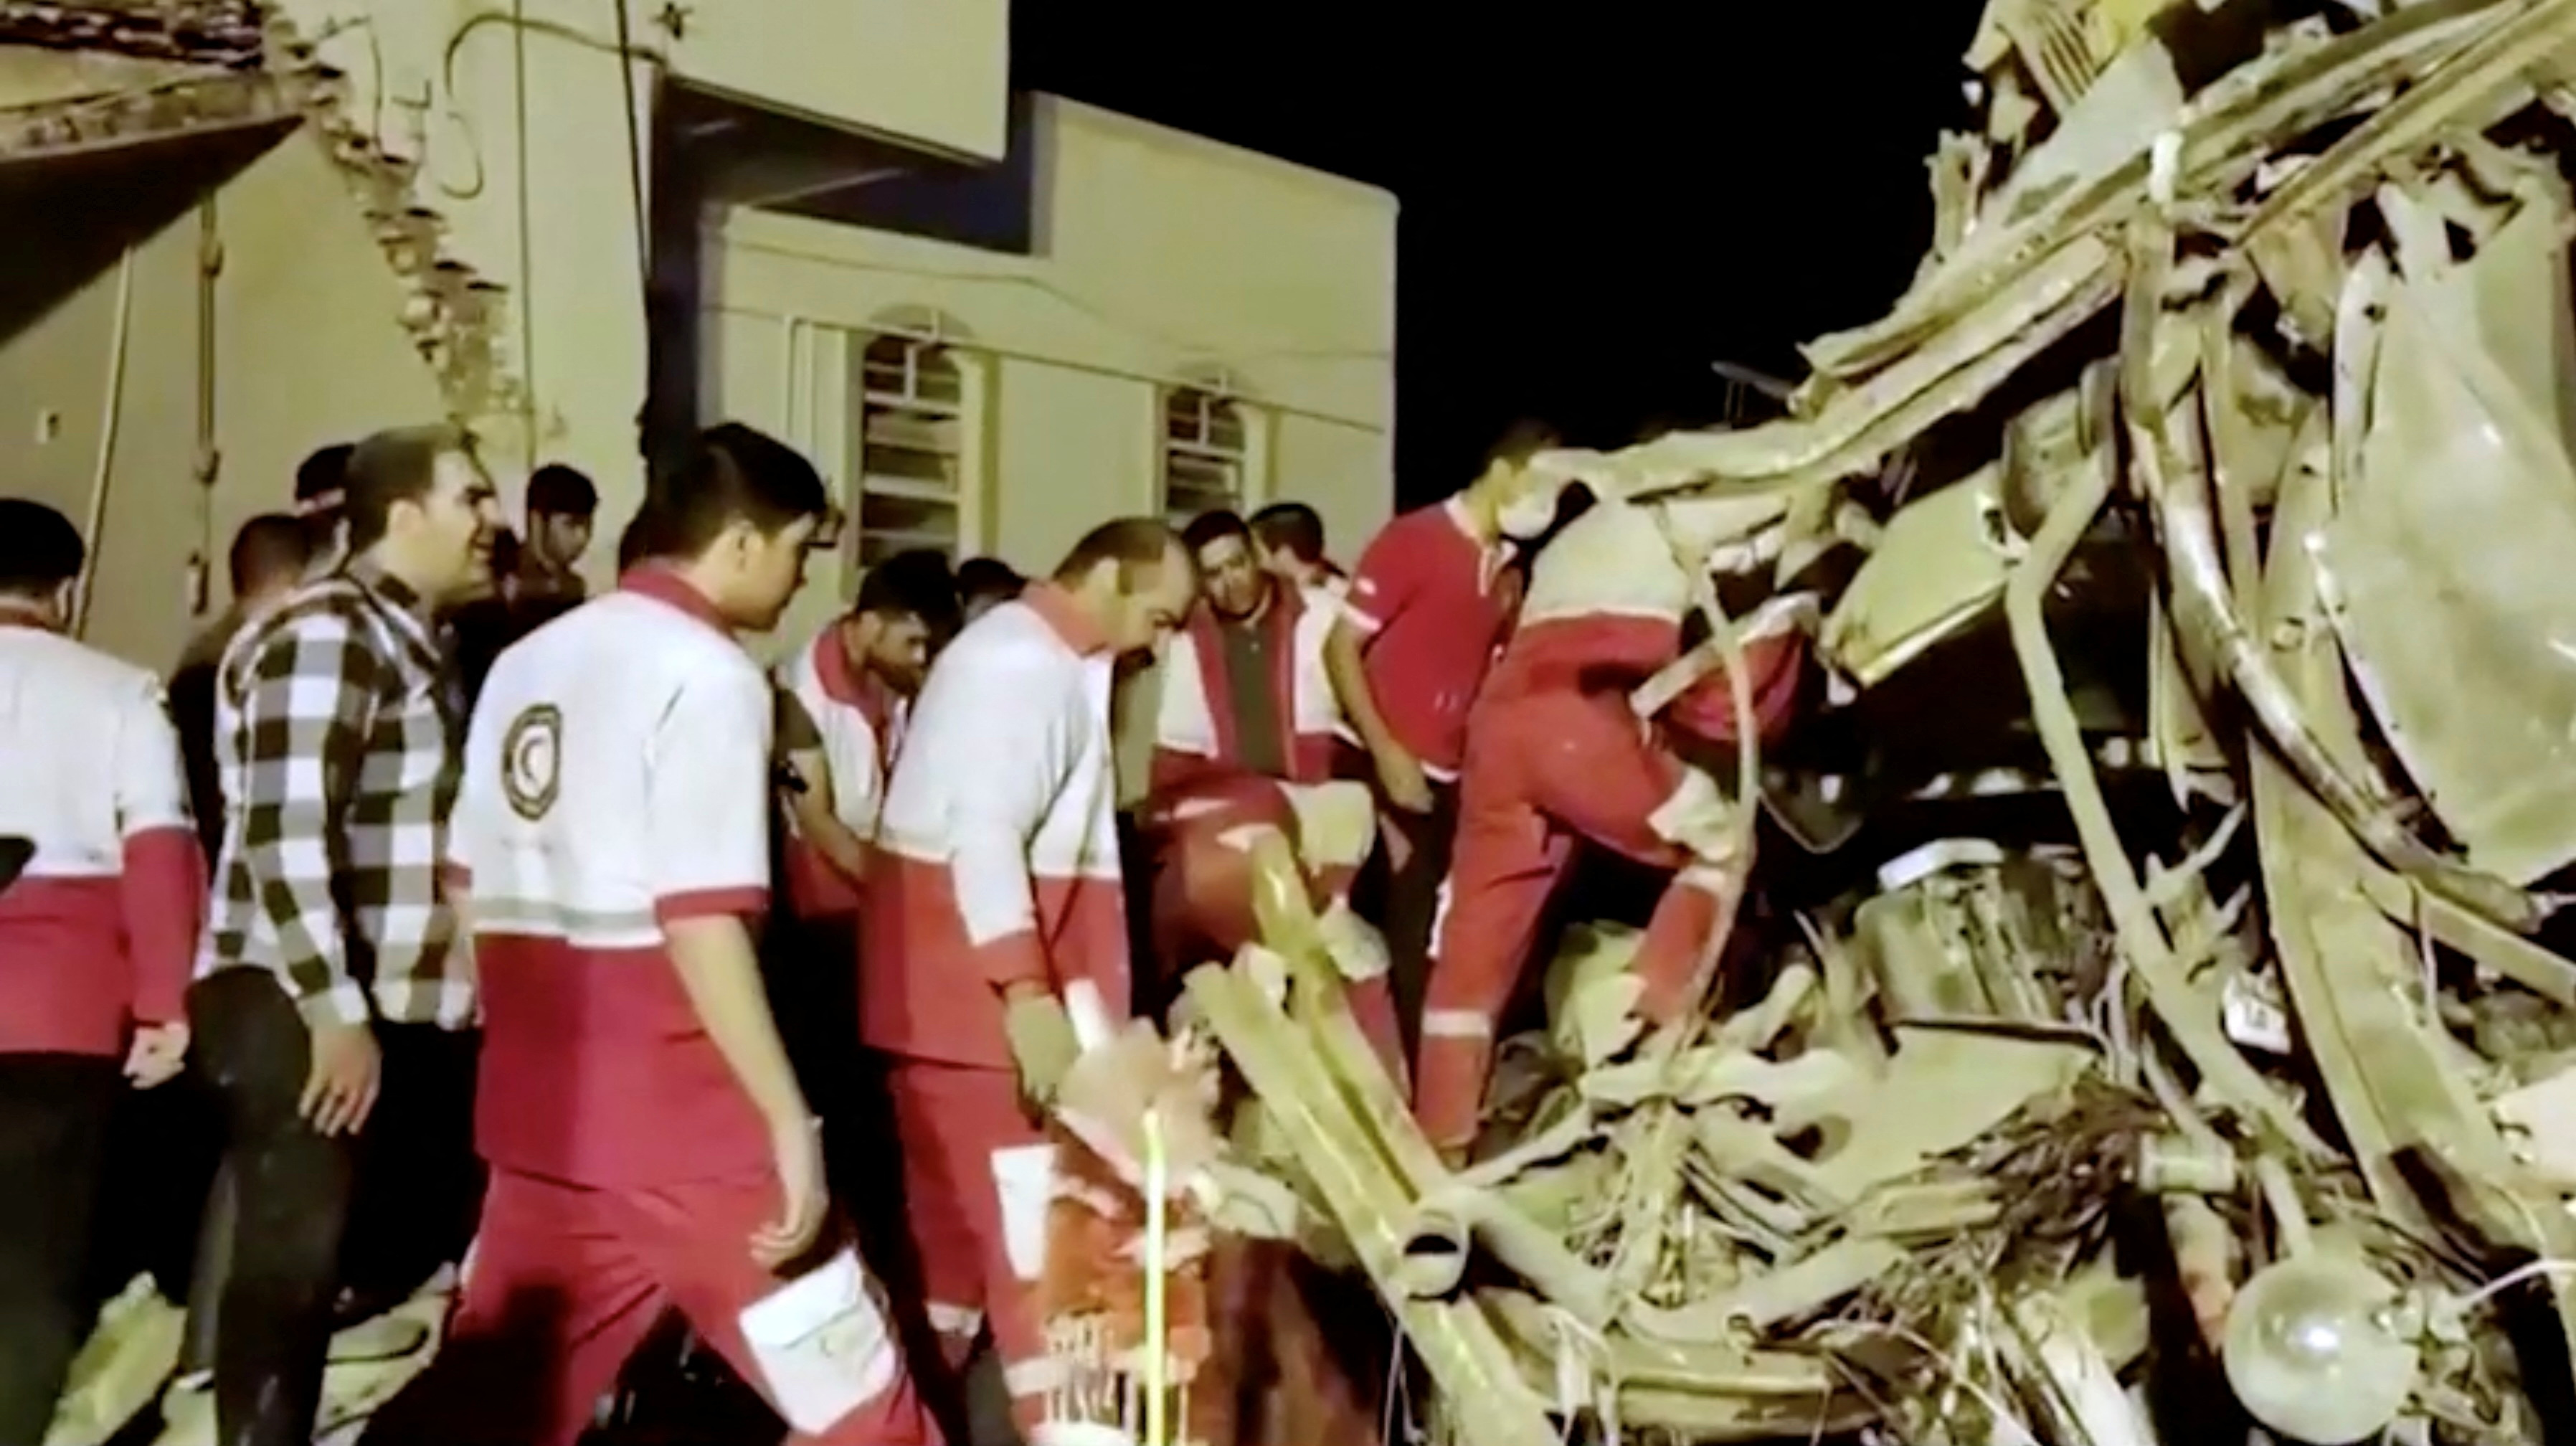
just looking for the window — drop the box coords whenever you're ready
[851,331,967,565]
[1161,385,1248,524]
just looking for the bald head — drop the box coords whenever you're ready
[1053,517,1195,656]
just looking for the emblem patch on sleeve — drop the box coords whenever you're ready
[502,704,564,821]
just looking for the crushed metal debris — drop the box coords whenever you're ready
[1183,0,2576,1441]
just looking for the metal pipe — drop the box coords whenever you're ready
[2134,301,2544,932]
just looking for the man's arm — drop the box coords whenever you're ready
[773,687,869,882]
[653,671,810,1130]
[947,662,1077,994]
[113,678,207,1026]
[1330,524,1433,807]
[1324,620,1405,765]
[236,611,382,1028]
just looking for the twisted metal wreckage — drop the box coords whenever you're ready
[1143,0,2576,1441]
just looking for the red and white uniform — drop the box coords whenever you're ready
[861,582,1124,1428]
[432,569,934,1446]
[1343,501,1520,783]
[1145,585,1401,1074]
[1152,585,1343,791]
[776,625,906,918]
[0,610,203,1056]
[1415,500,1808,1153]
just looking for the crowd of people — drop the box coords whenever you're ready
[0,410,1816,1446]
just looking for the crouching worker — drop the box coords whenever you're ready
[0,502,202,1442]
[364,424,938,1445]
[1147,515,1393,1074]
[1415,492,1814,1161]
[863,519,1195,1437]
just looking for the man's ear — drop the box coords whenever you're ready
[50,579,75,622]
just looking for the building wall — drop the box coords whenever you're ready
[665,0,1008,161]
[704,96,1398,653]
[0,131,448,670]
[260,0,1011,559]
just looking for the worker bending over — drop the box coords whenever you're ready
[0,501,202,1442]
[369,424,938,1445]
[863,519,1194,1435]
[775,554,954,919]
[1327,422,1572,1057]
[1147,509,1396,1072]
[1415,493,1813,1160]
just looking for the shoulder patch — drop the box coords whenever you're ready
[501,703,564,821]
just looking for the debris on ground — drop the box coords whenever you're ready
[1185,1,2576,1440]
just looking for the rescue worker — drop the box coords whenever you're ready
[776,557,952,920]
[171,514,313,861]
[194,425,498,1446]
[1327,421,1571,1057]
[1248,500,1348,600]
[1414,493,1814,1160]
[0,500,202,1442]
[1146,510,1396,1072]
[369,423,940,1446]
[772,554,955,1203]
[863,518,1195,1435]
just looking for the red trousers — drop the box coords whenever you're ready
[367,1165,938,1445]
[881,1057,1055,1435]
[1147,775,1406,1085]
[1416,687,1730,1153]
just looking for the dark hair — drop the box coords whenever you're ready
[227,514,312,596]
[294,443,354,513]
[526,463,598,519]
[857,549,960,630]
[1180,509,1251,557]
[648,422,828,559]
[0,499,83,597]
[344,425,474,553]
[1487,419,1560,471]
[955,556,1024,608]
[1249,501,1326,564]
[614,509,658,572]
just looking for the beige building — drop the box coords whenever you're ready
[0,1,1395,671]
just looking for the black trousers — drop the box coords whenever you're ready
[0,1052,120,1446]
[189,971,482,1446]
[1376,779,1461,1067]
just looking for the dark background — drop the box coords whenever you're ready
[1014,2,1992,509]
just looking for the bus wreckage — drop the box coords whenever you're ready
[1097,0,2576,1441]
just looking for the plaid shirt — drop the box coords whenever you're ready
[197,562,473,1029]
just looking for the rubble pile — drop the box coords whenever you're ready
[1188,0,2576,1440]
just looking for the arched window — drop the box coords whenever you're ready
[853,331,967,564]
[1160,384,1248,524]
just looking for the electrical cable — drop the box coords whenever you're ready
[610,0,650,316]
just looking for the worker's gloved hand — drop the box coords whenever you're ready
[1003,989,1083,1106]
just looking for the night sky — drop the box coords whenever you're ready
[1013,3,1992,507]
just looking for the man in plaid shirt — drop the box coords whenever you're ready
[191,424,500,1446]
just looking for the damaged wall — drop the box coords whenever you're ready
[0,126,448,670]
[705,95,1397,651]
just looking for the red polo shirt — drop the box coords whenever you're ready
[1343,500,1517,779]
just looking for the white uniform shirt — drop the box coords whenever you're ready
[450,575,776,1183]
[0,619,199,1053]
